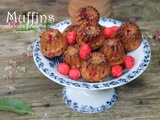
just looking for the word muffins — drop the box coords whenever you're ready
[40,6,142,83]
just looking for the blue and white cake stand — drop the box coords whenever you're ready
[33,18,151,113]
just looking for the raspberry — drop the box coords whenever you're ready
[57,63,70,75]
[80,44,91,59]
[124,56,135,69]
[69,68,81,80]
[104,26,119,39]
[111,26,119,33]
[104,27,113,38]
[80,52,87,59]
[111,65,123,77]
[67,31,76,44]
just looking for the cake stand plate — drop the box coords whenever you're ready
[62,87,118,113]
[33,18,151,113]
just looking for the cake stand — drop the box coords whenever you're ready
[33,18,151,113]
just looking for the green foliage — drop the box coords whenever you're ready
[17,22,40,33]
[45,20,53,30]
[0,98,34,116]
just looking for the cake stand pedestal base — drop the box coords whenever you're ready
[62,87,118,113]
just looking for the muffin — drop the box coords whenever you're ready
[62,44,82,69]
[40,28,68,58]
[81,52,111,82]
[72,6,100,25]
[114,22,142,52]
[76,21,105,50]
[99,38,126,66]
[62,24,79,38]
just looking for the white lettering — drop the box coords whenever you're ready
[6,11,17,23]
[18,15,25,23]
[39,15,47,23]
[48,15,55,23]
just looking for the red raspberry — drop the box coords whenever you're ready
[124,56,135,69]
[111,26,119,33]
[104,26,119,39]
[80,52,87,59]
[57,63,70,75]
[69,68,81,80]
[67,31,76,44]
[80,44,91,59]
[104,27,113,39]
[111,65,123,77]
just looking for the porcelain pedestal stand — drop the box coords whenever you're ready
[33,18,151,114]
[62,87,118,113]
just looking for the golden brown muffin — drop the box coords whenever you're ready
[72,6,100,25]
[62,24,79,38]
[40,28,68,58]
[99,38,126,66]
[76,21,105,50]
[81,52,111,82]
[62,44,82,69]
[114,22,142,52]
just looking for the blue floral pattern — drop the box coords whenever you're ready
[33,18,151,90]
[62,87,118,113]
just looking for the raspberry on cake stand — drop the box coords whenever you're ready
[33,18,151,113]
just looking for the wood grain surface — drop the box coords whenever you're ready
[0,0,160,120]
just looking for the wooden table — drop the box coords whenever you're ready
[0,0,160,119]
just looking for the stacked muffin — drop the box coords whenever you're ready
[40,6,142,82]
